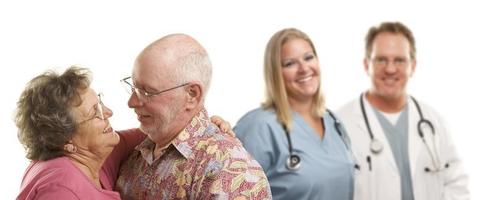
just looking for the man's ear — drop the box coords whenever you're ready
[364,57,370,75]
[410,59,417,77]
[185,83,203,111]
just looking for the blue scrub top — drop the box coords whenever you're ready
[234,107,354,200]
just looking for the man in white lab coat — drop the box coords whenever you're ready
[337,22,469,200]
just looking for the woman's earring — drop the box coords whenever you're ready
[64,144,77,153]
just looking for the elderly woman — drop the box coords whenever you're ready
[234,28,355,199]
[15,66,230,199]
[15,66,133,199]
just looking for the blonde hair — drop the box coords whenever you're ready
[262,28,325,131]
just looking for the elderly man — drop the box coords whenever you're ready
[116,34,271,199]
[337,22,469,200]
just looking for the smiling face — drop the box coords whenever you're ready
[127,45,187,145]
[365,32,416,102]
[71,88,119,156]
[280,38,320,102]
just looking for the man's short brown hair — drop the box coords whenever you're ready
[365,21,416,60]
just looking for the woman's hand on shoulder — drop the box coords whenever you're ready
[211,115,235,136]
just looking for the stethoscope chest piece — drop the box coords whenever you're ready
[286,154,301,171]
[282,109,344,171]
[370,139,384,154]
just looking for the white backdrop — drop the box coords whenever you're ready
[1,0,493,199]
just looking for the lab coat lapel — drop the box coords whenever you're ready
[362,98,398,173]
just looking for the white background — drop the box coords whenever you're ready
[1,0,493,199]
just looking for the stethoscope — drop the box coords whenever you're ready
[282,109,348,171]
[360,93,449,172]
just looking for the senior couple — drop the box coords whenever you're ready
[16,21,469,200]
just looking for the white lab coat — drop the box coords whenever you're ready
[337,96,469,200]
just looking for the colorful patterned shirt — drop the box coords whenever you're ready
[116,109,272,200]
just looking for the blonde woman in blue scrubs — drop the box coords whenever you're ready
[234,28,354,200]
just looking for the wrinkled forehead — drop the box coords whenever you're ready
[132,47,175,87]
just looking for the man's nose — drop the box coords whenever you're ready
[384,61,398,73]
[128,91,144,108]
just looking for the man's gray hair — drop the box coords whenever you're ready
[173,51,212,95]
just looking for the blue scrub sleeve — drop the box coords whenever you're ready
[234,117,275,171]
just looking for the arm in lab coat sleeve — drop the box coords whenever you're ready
[437,114,470,200]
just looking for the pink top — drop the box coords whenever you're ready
[17,129,146,200]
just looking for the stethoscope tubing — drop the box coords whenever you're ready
[360,93,446,172]
[283,109,346,170]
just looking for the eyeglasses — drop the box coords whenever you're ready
[77,93,105,125]
[120,76,189,101]
[371,56,410,67]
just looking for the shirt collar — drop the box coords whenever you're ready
[135,108,212,162]
[172,108,211,159]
